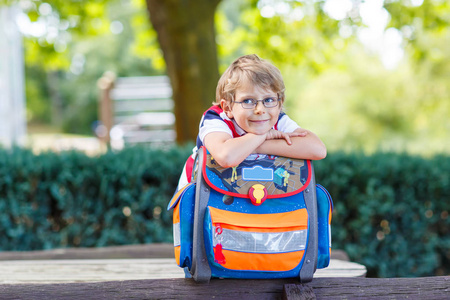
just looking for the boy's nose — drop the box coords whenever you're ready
[254,101,266,113]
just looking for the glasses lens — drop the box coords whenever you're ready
[242,100,256,109]
[238,98,279,109]
[264,98,278,108]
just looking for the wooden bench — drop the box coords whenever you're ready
[0,244,447,299]
[97,72,175,149]
[0,275,447,300]
[0,244,365,284]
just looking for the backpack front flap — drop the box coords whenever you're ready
[197,147,315,279]
[199,146,312,205]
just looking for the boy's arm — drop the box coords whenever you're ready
[204,132,267,168]
[204,130,304,168]
[254,128,327,160]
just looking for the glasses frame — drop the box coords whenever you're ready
[233,94,281,109]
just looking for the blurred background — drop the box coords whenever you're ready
[1,0,449,154]
[0,0,448,278]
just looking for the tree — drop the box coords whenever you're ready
[6,0,450,145]
[145,0,221,143]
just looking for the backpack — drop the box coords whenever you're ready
[167,146,333,283]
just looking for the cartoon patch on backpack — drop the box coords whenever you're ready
[205,154,309,196]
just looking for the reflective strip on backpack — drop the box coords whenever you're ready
[213,227,307,254]
[329,224,332,248]
[173,222,181,247]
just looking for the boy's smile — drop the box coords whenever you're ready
[221,81,282,135]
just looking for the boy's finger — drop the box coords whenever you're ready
[290,132,304,137]
[285,134,292,145]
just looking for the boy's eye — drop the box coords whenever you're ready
[236,97,279,109]
[264,97,276,103]
[242,99,255,105]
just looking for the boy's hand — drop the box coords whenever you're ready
[265,129,307,145]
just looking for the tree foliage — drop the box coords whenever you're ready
[8,0,163,132]
[286,38,450,154]
[2,0,449,150]
[215,0,450,153]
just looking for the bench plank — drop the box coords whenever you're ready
[283,284,317,300]
[0,277,447,299]
[0,243,350,261]
[0,244,365,284]
[0,258,366,284]
[0,243,175,260]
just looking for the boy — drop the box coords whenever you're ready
[179,54,326,188]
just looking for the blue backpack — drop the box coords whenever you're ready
[168,146,333,283]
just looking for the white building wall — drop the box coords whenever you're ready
[0,6,27,148]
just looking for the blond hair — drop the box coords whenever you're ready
[215,54,285,107]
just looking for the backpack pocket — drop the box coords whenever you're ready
[316,184,333,269]
[205,206,309,272]
[168,183,196,268]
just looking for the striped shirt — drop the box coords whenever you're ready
[177,105,300,189]
[196,105,300,148]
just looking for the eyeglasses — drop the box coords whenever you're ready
[233,97,280,109]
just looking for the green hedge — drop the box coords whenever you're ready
[0,146,448,278]
[0,145,191,250]
[315,152,449,278]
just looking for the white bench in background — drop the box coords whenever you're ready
[97,73,176,149]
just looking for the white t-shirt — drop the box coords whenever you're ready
[177,105,300,189]
[196,105,300,148]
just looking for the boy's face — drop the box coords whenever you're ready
[221,80,282,135]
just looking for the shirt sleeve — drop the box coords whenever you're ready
[198,110,233,144]
[277,113,301,133]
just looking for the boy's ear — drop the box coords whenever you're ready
[220,99,233,118]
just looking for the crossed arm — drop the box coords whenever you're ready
[204,128,327,168]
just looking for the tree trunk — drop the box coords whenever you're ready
[146,0,221,144]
